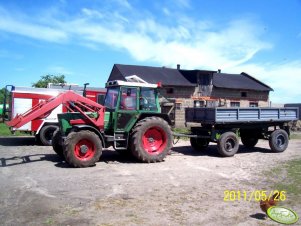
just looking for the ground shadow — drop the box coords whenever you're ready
[99,150,139,164]
[171,143,273,157]
[249,213,267,220]
[0,149,139,168]
[0,136,37,146]
[0,153,68,167]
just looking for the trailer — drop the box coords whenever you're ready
[183,107,299,157]
[2,85,106,145]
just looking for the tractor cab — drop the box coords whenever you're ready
[103,80,162,135]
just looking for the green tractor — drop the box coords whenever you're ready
[53,80,173,167]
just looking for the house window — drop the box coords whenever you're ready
[176,103,182,110]
[230,101,240,107]
[249,102,258,107]
[241,92,247,97]
[166,88,174,94]
[194,100,205,108]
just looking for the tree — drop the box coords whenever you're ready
[32,75,67,88]
[0,88,5,103]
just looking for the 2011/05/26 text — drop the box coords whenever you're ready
[224,190,286,202]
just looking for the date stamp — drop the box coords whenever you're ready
[224,190,286,202]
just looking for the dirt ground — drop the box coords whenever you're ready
[0,136,300,226]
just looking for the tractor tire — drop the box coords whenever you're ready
[130,117,172,163]
[190,138,209,151]
[52,129,64,159]
[39,125,59,146]
[241,136,258,148]
[269,129,289,153]
[64,130,102,167]
[217,132,239,157]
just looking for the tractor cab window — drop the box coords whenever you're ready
[120,87,137,110]
[140,88,157,111]
[104,87,119,109]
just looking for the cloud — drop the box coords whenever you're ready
[0,7,68,43]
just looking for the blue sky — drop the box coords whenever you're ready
[0,0,301,103]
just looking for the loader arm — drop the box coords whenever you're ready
[6,91,105,130]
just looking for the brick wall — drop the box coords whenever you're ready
[211,87,269,101]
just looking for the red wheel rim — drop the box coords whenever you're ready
[142,126,167,155]
[74,139,95,161]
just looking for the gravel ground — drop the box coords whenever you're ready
[0,136,300,226]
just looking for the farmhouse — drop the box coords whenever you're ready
[108,64,273,127]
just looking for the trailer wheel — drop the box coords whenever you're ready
[217,132,239,157]
[130,117,172,163]
[241,136,258,148]
[190,138,209,151]
[269,129,289,153]
[64,130,102,167]
[39,125,59,146]
[52,129,64,159]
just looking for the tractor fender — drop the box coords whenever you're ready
[137,113,172,126]
[72,125,106,148]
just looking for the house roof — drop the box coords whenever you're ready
[108,64,195,86]
[107,64,273,91]
[213,72,273,91]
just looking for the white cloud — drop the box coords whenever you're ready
[81,8,103,19]
[0,7,68,43]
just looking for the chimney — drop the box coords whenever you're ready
[218,69,221,73]
[177,64,180,70]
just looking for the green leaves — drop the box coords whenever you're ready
[32,75,67,88]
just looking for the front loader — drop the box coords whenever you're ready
[54,80,173,167]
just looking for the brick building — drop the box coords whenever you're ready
[107,64,273,127]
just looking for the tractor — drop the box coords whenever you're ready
[53,80,173,167]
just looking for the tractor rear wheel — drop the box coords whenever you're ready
[39,125,59,146]
[130,117,172,163]
[64,130,102,167]
[52,129,64,159]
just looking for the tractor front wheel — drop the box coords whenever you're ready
[130,117,172,163]
[39,125,59,146]
[52,129,64,159]
[64,130,102,167]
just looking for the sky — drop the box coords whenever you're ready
[0,0,301,103]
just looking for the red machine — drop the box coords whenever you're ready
[2,85,106,145]
[6,90,105,133]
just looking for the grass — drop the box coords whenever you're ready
[290,133,301,140]
[0,122,29,136]
[263,158,301,206]
[172,127,191,140]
